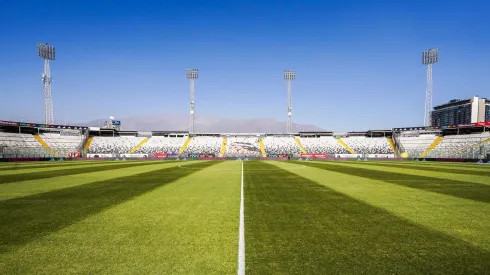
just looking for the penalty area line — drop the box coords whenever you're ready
[238,160,245,275]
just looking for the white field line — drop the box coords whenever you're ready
[238,160,245,275]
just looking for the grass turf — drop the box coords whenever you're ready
[0,160,489,274]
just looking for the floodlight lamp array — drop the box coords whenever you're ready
[284,70,296,80]
[38,42,56,60]
[422,49,438,65]
[186,69,199,79]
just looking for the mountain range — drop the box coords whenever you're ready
[79,115,324,133]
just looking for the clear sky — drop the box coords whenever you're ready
[1,0,489,131]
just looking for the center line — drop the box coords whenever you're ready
[238,160,245,275]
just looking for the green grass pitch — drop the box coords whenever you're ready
[0,160,489,274]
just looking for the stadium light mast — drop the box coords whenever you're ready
[186,69,198,133]
[284,70,295,134]
[38,43,55,125]
[422,48,439,127]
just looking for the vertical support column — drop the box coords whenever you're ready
[284,70,295,134]
[186,69,198,134]
[424,64,432,127]
[189,78,195,133]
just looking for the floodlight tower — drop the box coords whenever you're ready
[422,48,439,127]
[38,42,56,125]
[186,69,198,133]
[284,70,295,134]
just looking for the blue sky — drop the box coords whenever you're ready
[1,0,489,131]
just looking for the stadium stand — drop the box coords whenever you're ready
[134,136,186,155]
[41,132,84,152]
[299,136,350,154]
[341,136,393,154]
[426,132,490,158]
[262,136,301,155]
[183,136,221,155]
[88,136,146,154]
[397,133,438,158]
[0,132,49,156]
[225,136,262,157]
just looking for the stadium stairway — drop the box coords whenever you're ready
[387,137,398,155]
[34,134,59,157]
[457,137,490,154]
[219,137,228,157]
[179,137,192,154]
[259,138,267,157]
[419,136,444,158]
[129,138,149,153]
[294,137,307,154]
[336,138,355,154]
[83,136,93,151]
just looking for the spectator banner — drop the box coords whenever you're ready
[300,154,327,159]
[334,154,359,158]
[87,154,114,158]
[153,153,168,158]
[120,154,148,158]
[0,120,19,126]
[67,151,81,158]
[366,154,395,158]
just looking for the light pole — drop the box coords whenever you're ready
[186,69,198,133]
[284,70,295,134]
[38,42,55,125]
[422,48,438,127]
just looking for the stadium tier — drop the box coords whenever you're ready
[1,119,490,160]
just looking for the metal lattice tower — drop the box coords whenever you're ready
[422,49,438,127]
[38,43,55,125]
[284,70,295,134]
[186,69,198,133]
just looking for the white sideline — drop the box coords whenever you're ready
[238,161,245,275]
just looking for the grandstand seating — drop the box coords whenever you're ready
[183,136,221,155]
[134,136,186,155]
[225,137,262,157]
[262,136,301,155]
[398,134,438,158]
[41,132,84,152]
[88,136,146,154]
[342,136,393,154]
[299,137,349,154]
[427,132,490,158]
[0,132,48,156]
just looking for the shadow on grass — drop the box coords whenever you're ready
[299,161,490,203]
[245,161,490,274]
[0,162,169,184]
[357,162,490,177]
[0,161,219,251]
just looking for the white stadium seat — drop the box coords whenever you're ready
[183,136,221,155]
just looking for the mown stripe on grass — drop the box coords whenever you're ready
[273,161,490,251]
[0,161,190,201]
[0,161,237,274]
[358,162,490,176]
[0,161,110,171]
[337,161,490,186]
[299,161,490,203]
[0,161,150,176]
[0,161,219,252]
[0,161,168,184]
[244,161,490,274]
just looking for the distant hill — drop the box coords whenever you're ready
[81,115,324,133]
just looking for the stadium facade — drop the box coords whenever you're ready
[431,96,490,127]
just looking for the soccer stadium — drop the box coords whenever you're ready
[2,2,490,275]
